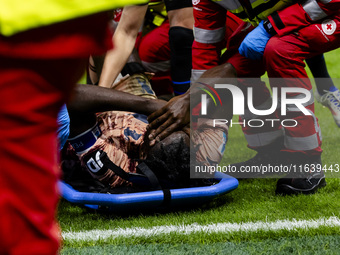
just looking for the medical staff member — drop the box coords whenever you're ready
[0,0,146,254]
[148,0,340,195]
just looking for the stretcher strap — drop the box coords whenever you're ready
[99,151,131,181]
[136,162,162,190]
[99,151,171,205]
[137,162,171,205]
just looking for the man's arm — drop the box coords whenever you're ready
[69,83,165,116]
[147,62,237,145]
[67,83,165,136]
[98,4,148,88]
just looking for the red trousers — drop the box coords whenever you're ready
[0,13,111,255]
[138,13,242,96]
[138,20,173,96]
[226,15,340,155]
[0,58,87,254]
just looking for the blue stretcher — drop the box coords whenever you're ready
[58,172,238,212]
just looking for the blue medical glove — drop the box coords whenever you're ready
[239,20,273,60]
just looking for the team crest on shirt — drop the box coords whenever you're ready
[192,0,200,5]
[321,19,336,35]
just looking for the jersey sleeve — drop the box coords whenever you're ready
[268,0,340,36]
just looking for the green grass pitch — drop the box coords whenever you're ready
[58,49,340,254]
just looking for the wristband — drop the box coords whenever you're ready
[263,19,276,36]
[68,122,102,155]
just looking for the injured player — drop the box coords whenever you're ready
[59,73,228,193]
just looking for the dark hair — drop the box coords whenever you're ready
[141,138,210,189]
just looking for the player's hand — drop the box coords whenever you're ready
[238,20,272,60]
[147,94,190,146]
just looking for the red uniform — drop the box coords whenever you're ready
[0,13,112,254]
[192,0,340,155]
[138,13,242,96]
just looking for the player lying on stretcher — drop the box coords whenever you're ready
[58,73,229,193]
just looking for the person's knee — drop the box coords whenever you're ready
[263,37,289,64]
[223,63,237,78]
[264,36,306,76]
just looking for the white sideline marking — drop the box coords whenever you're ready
[62,216,340,241]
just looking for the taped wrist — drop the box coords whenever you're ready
[169,26,194,95]
[68,122,102,155]
[121,62,146,77]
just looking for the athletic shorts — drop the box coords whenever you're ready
[111,73,157,99]
[0,12,112,254]
[81,111,148,188]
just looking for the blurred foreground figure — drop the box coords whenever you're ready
[0,0,146,254]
